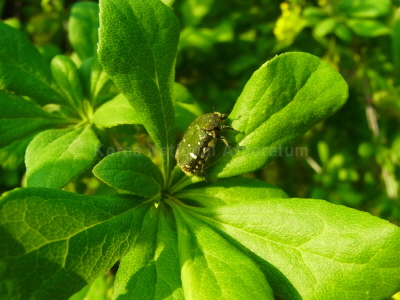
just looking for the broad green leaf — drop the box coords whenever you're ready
[37,44,62,62]
[68,2,100,61]
[51,55,84,112]
[98,0,180,183]
[347,19,391,37]
[313,18,337,38]
[25,126,100,189]
[3,17,20,29]
[0,90,66,148]
[173,82,203,132]
[173,83,194,104]
[189,199,400,300]
[338,0,391,18]
[334,23,352,42]
[79,57,115,107]
[0,134,34,169]
[68,275,107,300]
[93,151,163,196]
[0,188,152,300]
[173,204,274,300]
[0,22,64,105]
[113,204,183,300]
[160,0,175,7]
[207,52,348,179]
[69,285,90,300]
[175,177,288,208]
[302,7,326,25]
[92,94,139,128]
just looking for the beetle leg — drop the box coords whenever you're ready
[200,160,208,181]
[219,136,244,149]
[219,135,234,147]
[219,125,242,133]
[201,128,217,138]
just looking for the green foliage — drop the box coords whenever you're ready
[98,0,180,183]
[51,55,84,112]
[0,0,400,299]
[173,83,203,131]
[92,94,138,128]
[0,23,64,105]
[0,188,152,300]
[93,152,163,196]
[112,205,183,299]
[68,2,99,61]
[173,204,275,299]
[208,52,348,179]
[25,127,100,189]
[0,91,66,147]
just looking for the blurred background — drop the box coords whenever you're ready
[1,0,399,225]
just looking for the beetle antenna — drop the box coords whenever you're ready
[212,105,216,113]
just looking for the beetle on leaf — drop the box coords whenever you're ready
[175,106,243,181]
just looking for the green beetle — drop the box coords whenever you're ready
[175,106,242,181]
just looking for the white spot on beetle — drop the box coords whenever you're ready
[190,153,197,159]
[188,144,191,147]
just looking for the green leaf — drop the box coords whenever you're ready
[181,0,214,26]
[51,55,84,112]
[174,177,288,208]
[346,19,391,37]
[98,0,180,183]
[93,151,163,196]
[0,188,152,300]
[302,7,326,25]
[173,83,203,131]
[179,22,234,51]
[0,134,34,170]
[189,198,400,300]
[172,204,275,300]
[68,2,100,61]
[317,140,330,166]
[0,23,63,105]
[313,18,337,38]
[37,44,62,62]
[338,0,391,18]
[160,0,175,7]
[207,52,348,179]
[168,165,205,194]
[25,126,100,189]
[0,90,66,148]
[79,57,115,107]
[113,204,183,299]
[92,94,139,128]
[334,22,353,42]
[69,275,108,300]
[69,285,90,300]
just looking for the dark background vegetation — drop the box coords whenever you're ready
[1,0,399,224]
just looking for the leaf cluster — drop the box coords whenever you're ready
[0,0,399,300]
